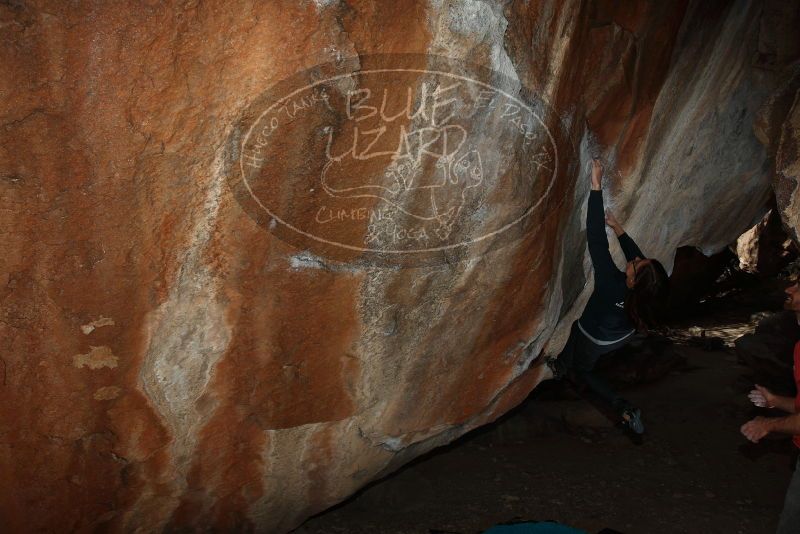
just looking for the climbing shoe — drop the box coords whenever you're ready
[621,407,644,434]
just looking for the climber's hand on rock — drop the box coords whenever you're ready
[748,384,776,408]
[605,210,621,231]
[590,158,603,190]
[740,417,773,443]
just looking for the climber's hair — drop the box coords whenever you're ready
[625,259,670,333]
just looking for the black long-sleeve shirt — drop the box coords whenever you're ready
[577,189,643,344]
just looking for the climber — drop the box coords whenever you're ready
[536,158,670,435]
[740,281,800,534]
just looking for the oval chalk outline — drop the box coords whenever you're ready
[239,65,559,255]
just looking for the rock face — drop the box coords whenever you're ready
[0,1,794,532]
[752,0,800,242]
[736,204,795,276]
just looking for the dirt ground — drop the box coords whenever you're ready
[294,275,798,534]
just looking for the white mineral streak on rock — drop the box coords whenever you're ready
[353,265,408,423]
[250,419,394,533]
[537,2,582,105]
[431,0,518,85]
[125,148,233,529]
[289,250,362,273]
[81,316,115,334]
[357,136,597,464]
[93,386,122,401]
[348,3,495,451]
[349,0,527,453]
[73,345,119,370]
[312,0,337,12]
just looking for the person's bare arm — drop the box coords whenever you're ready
[605,211,625,237]
[741,413,800,443]
[605,210,644,261]
[740,384,800,443]
[749,384,796,414]
[590,159,603,191]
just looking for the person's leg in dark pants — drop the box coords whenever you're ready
[777,455,800,534]
[569,344,619,406]
[567,332,644,432]
[545,323,644,432]
[549,321,624,404]
[573,365,621,408]
[568,331,623,407]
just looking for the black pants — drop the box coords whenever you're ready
[552,320,633,412]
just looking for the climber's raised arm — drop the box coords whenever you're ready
[587,159,619,282]
[605,210,644,261]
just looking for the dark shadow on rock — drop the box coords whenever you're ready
[735,310,800,395]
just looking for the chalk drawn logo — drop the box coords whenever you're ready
[225,54,573,266]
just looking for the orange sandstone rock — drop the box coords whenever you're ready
[0,1,792,532]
